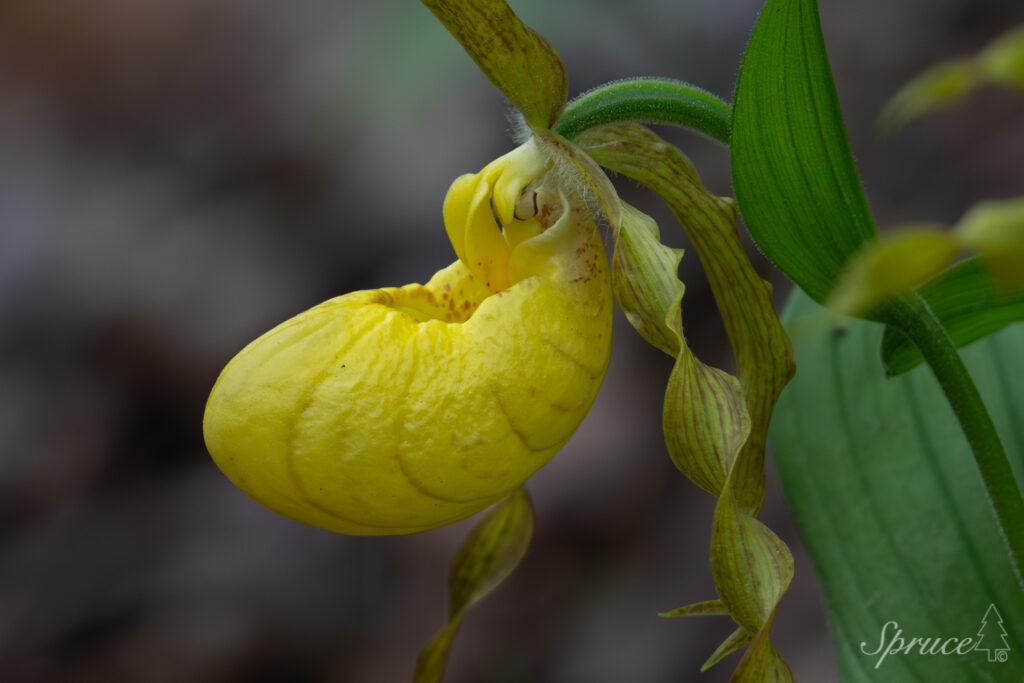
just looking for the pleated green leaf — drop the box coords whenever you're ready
[414,488,534,683]
[421,0,568,130]
[731,0,878,304]
[772,287,1024,682]
[882,258,1024,375]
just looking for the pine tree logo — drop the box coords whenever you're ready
[976,604,1011,663]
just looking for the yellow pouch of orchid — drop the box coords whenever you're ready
[203,141,612,534]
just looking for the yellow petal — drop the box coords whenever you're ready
[442,173,477,263]
[491,144,548,226]
[204,148,612,535]
[463,177,512,292]
[448,140,552,293]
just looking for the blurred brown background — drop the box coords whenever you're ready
[1,1,1022,682]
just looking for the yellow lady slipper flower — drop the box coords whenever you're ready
[203,140,612,535]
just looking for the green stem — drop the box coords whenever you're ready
[553,78,732,144]
[883,294,1024,588]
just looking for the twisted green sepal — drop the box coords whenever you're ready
[421,0,567,130]
[579,123,796,680]
[611,201,755,498]
[414,488,534,683]
[553,78,732,145]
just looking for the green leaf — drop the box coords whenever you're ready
[731,0,878,304]
[421,0,568,130]
[414,488,534,683]
[771,287,1024,682]
[882,259,1024,375]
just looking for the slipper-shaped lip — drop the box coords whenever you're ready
[204,141,613,535]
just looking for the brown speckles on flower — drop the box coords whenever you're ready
[374,279,485,324]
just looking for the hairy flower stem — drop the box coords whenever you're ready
[883,294,1024,590]
[553,78,732,144]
